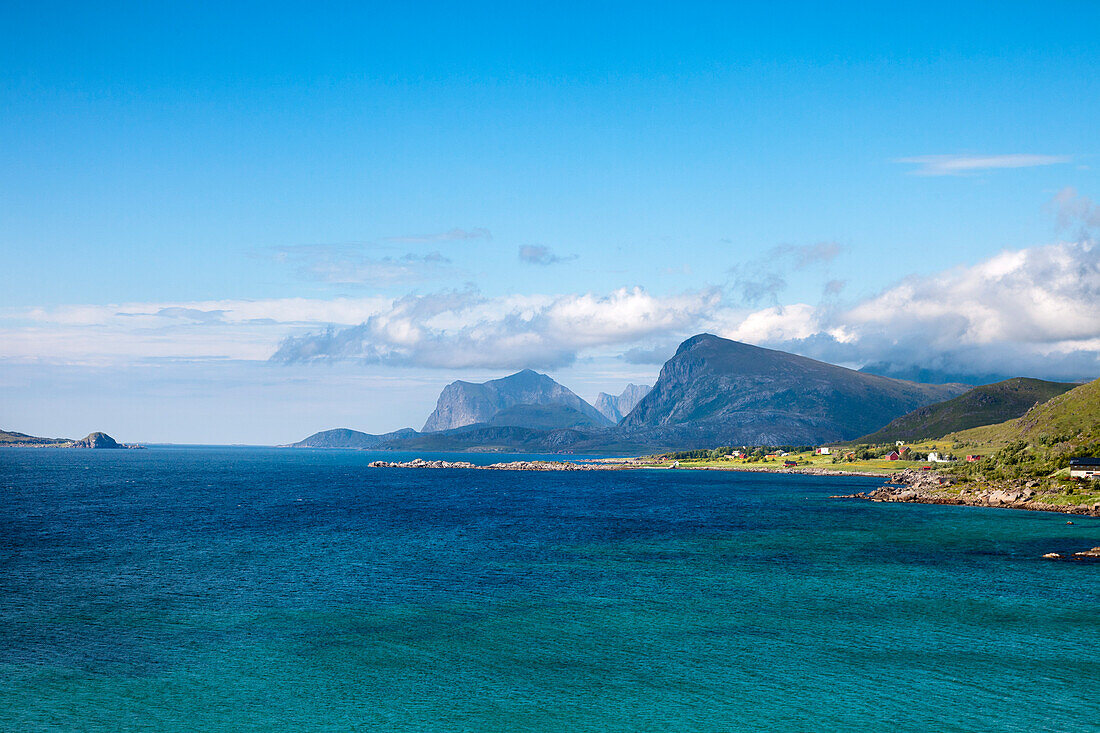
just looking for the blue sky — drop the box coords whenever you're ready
[2,1,1099,443]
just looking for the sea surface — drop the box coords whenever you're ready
[1,447,1097,732]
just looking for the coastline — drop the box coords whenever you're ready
[833,468,1100,518]
[371,457,1100,518]
[369,457,892,477]
[836,489,1100,518]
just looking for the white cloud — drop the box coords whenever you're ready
[727,237,1100,381]
[897,154,1070,176]
[0,297,392,365]
[6,193,1100,383]
[1,288,724,371]
[725,304,823,344]
[518,244,576,266]
[273,287,722,370]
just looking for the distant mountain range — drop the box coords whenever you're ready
[855,377,1078,444]
[290,333,974,452]
[594,384,650,423]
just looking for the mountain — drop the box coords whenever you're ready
[947,377,1100,453]
[482,404,610,430]
[289,334,978,453]
[289,427,418,449]
[422,369,612,432]
[854,377,1078,444]
[619,334,968,446]
[594,384,651,423]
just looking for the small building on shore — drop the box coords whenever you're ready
[1069,457,1100,479]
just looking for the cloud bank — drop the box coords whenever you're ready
[6,191,1099,382]
[272,287,721,369]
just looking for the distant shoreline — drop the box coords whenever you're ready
[369,456,894,477]
[371,456,1100,518]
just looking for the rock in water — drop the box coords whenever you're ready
[70,432,122,449]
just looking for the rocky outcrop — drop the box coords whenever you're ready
[70,432,122,449]
[1043,547,1100,561]
[370,458,477,469]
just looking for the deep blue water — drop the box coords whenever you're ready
[1,447,1097,731]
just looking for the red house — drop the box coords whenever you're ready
[885,451,900,461]
[966,455,982,462]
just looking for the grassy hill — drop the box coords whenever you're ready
[940,377,1100,481]
[855,377,1077,444]
[948,377,1100,450]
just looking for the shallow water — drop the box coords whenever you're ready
[1,447,1097,731]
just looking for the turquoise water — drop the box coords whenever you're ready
[1,447,1097,731]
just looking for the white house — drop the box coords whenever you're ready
[815,447,831,455]
[1069,458,1100,478]
[927,452,954,463]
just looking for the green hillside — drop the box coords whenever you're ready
[855,377,1077,444]
[944,377,1100,480]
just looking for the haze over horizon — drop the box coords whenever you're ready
[2,2,1099,444]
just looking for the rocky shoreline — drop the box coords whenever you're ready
[680,464,891,478]
[368,457,890,476]
[368,458,609,471]
[834,468,1100,518]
